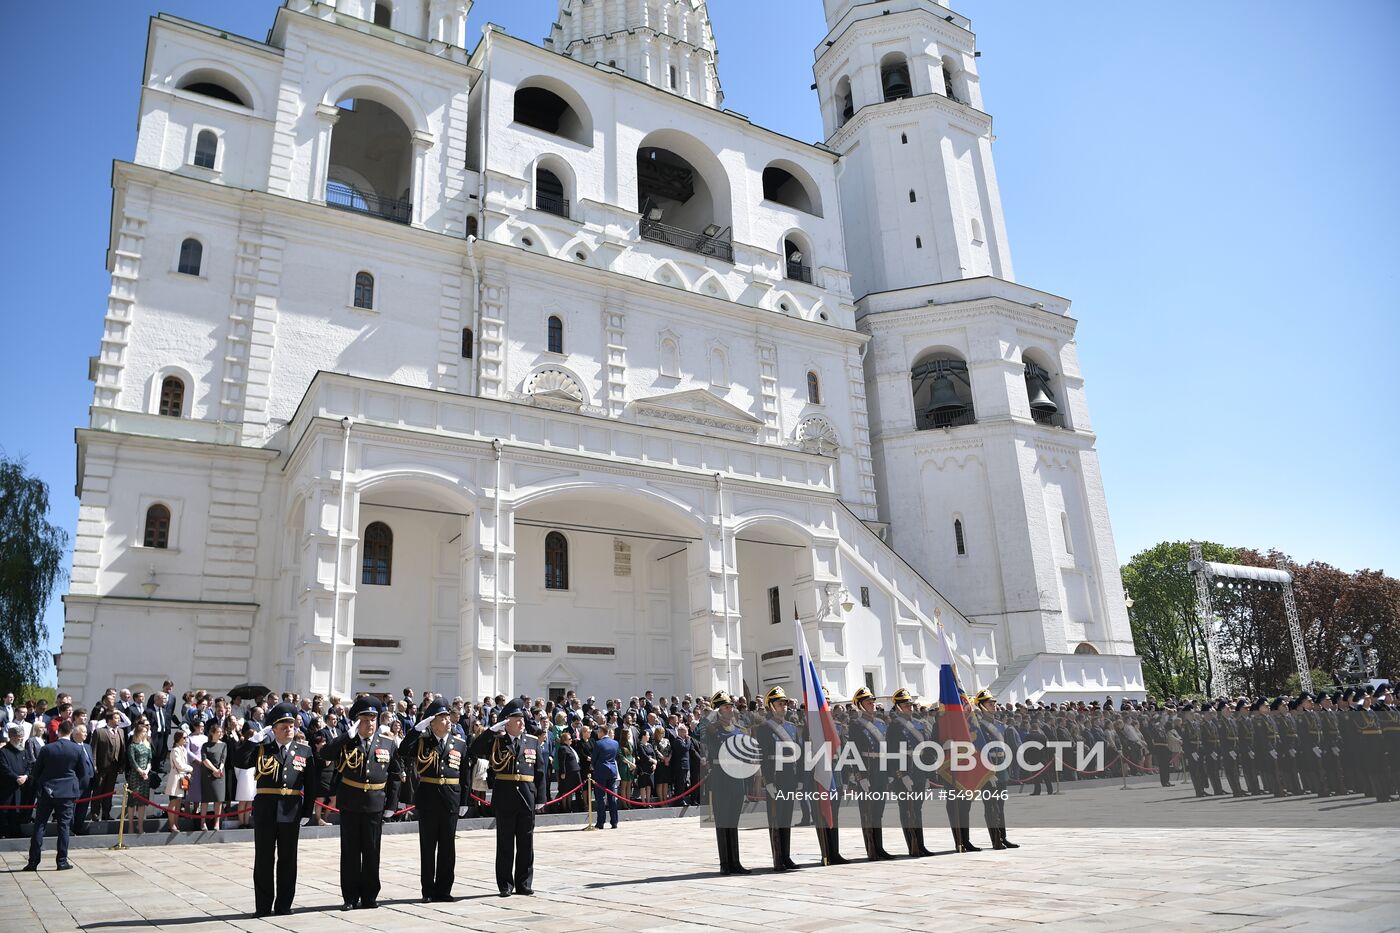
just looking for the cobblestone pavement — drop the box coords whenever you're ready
[3,779,1398,932]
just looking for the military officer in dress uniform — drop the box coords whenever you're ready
[1199,706,1227,796]
[971,690,1018,851]
[754,686,803,871]
[326,695,403,911]
[885,688,934,857]
[698,691,750,875]
[1146,711,1173,787]
[806,687,848,867]
[232,702,315,918]
[1252,699,1283,796]
[1181,706,1208,797]
[470,698,546,896]
[849,686,894,861]
[1317,693,1346,797]
[400,700,470,903]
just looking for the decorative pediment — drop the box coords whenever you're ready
[630,388,762,438]
[540,659,581,687]
[525,367,585,410]
[796,416,840,456]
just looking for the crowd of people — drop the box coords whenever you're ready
[2,679,1397,843]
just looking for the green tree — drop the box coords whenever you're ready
[0,454,68,697]
[1121,540,1236,698]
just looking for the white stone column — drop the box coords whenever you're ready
[687,527,738,696]
[411,130,435,227]
[294,449,360,696]
[458,482,515,699]
[310,104,339,206]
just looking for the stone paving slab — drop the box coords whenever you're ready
[2,778,1399,932]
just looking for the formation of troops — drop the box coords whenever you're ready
[1160,683,1399,802]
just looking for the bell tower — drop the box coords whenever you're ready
[546,0,723,108]
[826,3,1141,694]
[815,0,1011,299]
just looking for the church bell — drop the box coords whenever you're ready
[927,374,964,413]
[882,69,912,101]
[1027,381,1057,413]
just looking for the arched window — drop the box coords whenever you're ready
[177,238,203,276]
[915,237,923,249]
[911,353,974,430]
[461,327,473,359]
[836,76,854,125]
[536,168,568,218]
[158,376,185,417]
[806,371,821,405]
[545,531,569,590]
[901,132,908,145]
[466,215,479,238]
[193,130,217,169]
[784,238,811,283]
[547,315,563,354]
[1074,642,1100,655]
[362,522,393,586]
[881,54,913,102]
[513,83,591,145]
[943,63,957,99]
[669,65,678,89]
[1061,512,1074,555]
[970,217,984,245]
[659,336,679,378]
[143,504,171,549]
[372,2,392,28]
[178,76,247,107]
[353,271,374,309]
[954,518,966,556]
[909,189,917,203]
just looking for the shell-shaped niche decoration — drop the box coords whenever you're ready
[796,416,840,455]
[526,368,585,406]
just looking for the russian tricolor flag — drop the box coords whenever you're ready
[794,616,838,826]
[937,663,991,791]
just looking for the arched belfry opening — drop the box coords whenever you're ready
[911,350,975,430]
[326,96,413,224]
[636,133,732,260]
[881,53,913,102]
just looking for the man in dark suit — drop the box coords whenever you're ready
[145,693,172,784]
[70,726,95,836]
[90,709,125,821]
[24,719,93,870]
[589,723,620,829]
[0,692,16,731]
[231,702,316,917]
[471,699,546,896]
[1,724,29,838]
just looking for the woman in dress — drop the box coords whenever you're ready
[635,730,656,804]
[306,733,333,826]
[233,723,257,829]
[184,720,206,818]
[162,729,193,832]
[198,720,228,831]
[653,726,672,804]
[125,719,153,835]
[618,728,636,807]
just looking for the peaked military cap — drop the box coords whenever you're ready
[349,695,381,719]
[268,702,299,725]
[500,698,527,719]
[710,691,734,708]
[851,686,875,705]
[891,687,915,705]
[972,689,996,707]
[764,685,790,706]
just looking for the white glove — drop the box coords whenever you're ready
[254,725,275,743]
[458,806,468,818]
[765,783,777,798]
[1332,746,1340,755]
[858,778,871,792]
[1312,747,1322,758]
[1269,750,1278,760]
[1190,753,1199,761]
[1228,751,1237,760]
[490,720,509,733]
[902,776,914,791]
[383,809,394,819]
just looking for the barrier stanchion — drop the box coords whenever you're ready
[583,774,596,831]
[110,786,131,850]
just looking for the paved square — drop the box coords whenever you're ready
[4,780,1398,932]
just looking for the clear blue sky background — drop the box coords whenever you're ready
[2,1,1397,685]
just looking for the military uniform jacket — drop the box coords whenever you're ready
[887,713,933,783]
[755,715,801,791]
[469,730,544,810]
[1319,709,1343,754]
[400,729,469,812]
[1278,714,1300,760]
[327,733,403,814]
[1201,719,1222,760]
[1181,720,1203,763]
[1253,715,1279,758]
[232,738,315,823]
[850,714,890,789]
[1300,711,1325,761]
[698,717,749,797]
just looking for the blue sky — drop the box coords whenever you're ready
[2,1,1396,684]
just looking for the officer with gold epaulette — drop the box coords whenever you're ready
[230,702,315,918]
[326,695,403,911]
[470,698,546,896]
[754,686,803,871]
[885,688,935,857]
[400,699,469,903]
[698,690,751,875]
[849,685,894,861]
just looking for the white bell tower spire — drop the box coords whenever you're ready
[546,0,723,108]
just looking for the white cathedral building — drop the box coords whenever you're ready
[58,0,1145,706]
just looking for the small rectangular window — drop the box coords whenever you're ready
[768,586,781,625]
[860,586,870,608]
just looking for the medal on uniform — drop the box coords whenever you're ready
[291,755,306,771]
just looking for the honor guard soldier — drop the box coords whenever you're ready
[806,687,848,867]
[1199,706,1226,796]
[232,702,315,917]
[401,700,470,903]
[1377,684,1399,801]
[699,691,751,875]
[1213,702,1246,797]
[1252,699,1283,796]
[849,686,894,861]
[1317,693,1346,796]
[1233,700,1264,795]
[1181,706,1208,796]
[470,698,546,896]
[1146,712,1173,787]
[326,695,403,911]
[885,688,935,857]
[755,686,803,871]
[972,690,1017,851]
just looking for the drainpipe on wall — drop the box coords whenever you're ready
[327,416,352,696]
[715,472,734,694]
[492,438,504,696]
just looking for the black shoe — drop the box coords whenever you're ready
[499,888,513,897]
[1001,839,1020,849]
[22,863,38,872]
[56,863,73,871]
[432,895,458,903]
[254,911,269,919]
[517,887,534,896]
[782,859,801,870]
[359,901,378,910]
[731,864,751,874]
[827,854,850,865]
[422,897,435,904]
[273,908,292,916]
[341,902,356,912]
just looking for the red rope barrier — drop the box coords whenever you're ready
[314,800,416,817]
[0,791,115,811]
[129,791,253,819]
[596,776,706,808]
